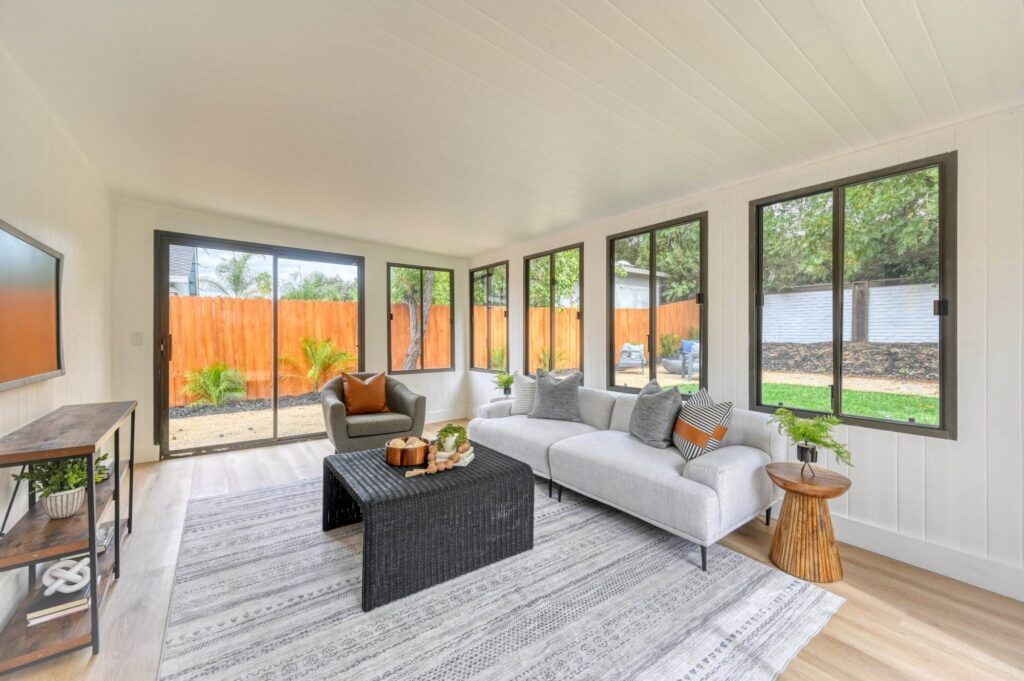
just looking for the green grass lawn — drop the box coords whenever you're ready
[762,383,939,426]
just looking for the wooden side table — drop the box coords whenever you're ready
[766,462,851,583]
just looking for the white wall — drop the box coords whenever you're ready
[111,200,469,462]
[0,47,114,627]
[468,106,1024,602]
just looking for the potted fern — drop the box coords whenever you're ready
[493,371,514,397]
[769,408,853,476]
[12,454,109,520]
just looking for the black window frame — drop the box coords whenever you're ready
[606,212,709,395]
[386,262,456,374]
[469,260,509,373]
[749,152,957,439]
[522,243,584,376]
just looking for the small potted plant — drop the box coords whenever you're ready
[12,454,109,520]
[493,371,514,397]
[436,423,468,453]
[769,408,853,476]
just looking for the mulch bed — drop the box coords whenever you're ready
[762,342,938,381]
[169,391,321,419]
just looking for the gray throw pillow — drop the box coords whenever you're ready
[629,380,682,448]
[528,370,583,422]
[509,373,536,415]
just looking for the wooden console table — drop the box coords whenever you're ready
[0,401,136,675]
[766,462,851,583]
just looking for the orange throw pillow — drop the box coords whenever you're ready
[342,372,390,415]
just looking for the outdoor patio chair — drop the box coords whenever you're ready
[680,340,701,380]
[616,343,647,372]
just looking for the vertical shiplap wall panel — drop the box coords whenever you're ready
[984,111,1024,566]
[467,106,1024,589]
[952,119,990,556]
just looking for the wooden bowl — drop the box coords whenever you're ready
[385,441,429,467]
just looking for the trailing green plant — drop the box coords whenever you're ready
[658,333,680,358]
[769,408,853,467]
[281,337,352,391]
[12,455,109,497]
[493,371,514,392]
[490,346,507,370]
[436,423,468,452]
[184,362,247,406]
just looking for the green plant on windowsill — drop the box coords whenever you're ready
[769,408,853,469]
[493,371,514,396]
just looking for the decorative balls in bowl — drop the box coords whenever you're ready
[385,436,430,467]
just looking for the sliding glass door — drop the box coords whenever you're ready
[156,233,363,457]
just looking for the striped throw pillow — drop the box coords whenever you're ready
[684,387,714,407]
[672,394,733,461]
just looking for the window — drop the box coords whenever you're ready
[387,264,454,373]
[470,261,509,372]
[608,214,707,395]
[524,244,583,375]
[750,153,956,437]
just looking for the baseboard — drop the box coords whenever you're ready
[427,406,467,424]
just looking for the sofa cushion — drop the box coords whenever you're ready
[629,380,682,448]
[682,445,772,532]
[529,370,583,422]
[673,396,733,461]
[579,387,616,430]
[346,412,413,438]
[342,372,390,415]
[609,394,637,432]
[469,415,596,477]
[510,373,536,415]
[549,431,719,543]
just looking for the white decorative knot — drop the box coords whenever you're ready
[42,557,91,596]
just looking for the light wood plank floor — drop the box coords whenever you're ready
[12,424,1024,680]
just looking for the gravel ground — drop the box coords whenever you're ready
[169,403,323,451]
[169,392,321,419]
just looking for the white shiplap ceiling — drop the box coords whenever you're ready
[1,0,1022,256]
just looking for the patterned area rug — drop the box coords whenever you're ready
[159,478,842,680]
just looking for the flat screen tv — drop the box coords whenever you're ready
[0,219,64,391]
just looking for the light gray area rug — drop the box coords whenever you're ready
[159,478,843,681]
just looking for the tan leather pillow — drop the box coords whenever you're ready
[342,372,390,415]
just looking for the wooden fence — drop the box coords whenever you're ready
[472,305,509,368]
[169,296,699,406]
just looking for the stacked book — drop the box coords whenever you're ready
[26,578,98,627]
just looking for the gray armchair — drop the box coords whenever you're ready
[320,373,426,453]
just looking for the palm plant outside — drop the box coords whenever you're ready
[200,252,272,298]
[184,362,247,406]
[281,337,352,392]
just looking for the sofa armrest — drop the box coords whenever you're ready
[476,400,512,419]
[682,445,773,535]
[320,387,350,451]
[388,380,426,435]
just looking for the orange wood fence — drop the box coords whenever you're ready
[472,305,509,368]
[169,296,698,406]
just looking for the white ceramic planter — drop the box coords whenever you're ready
[41,487,86,520]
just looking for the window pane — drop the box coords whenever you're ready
[841,167,940,425]
[611,234,650,389]
[655,221,701,395]
[488,265,508,371]
[389,266,422,371]
[760,192,834,412]
[277,258,360,437]
[168,247,273,451]
[526,255,551,374]
[471,270,488,369]
[553,248,581,374]
[422,269,452,370]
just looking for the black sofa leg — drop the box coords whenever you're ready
[557,484,563,502]
[700,545,707,571]
[548,478,552,498]
[766,506,772,526]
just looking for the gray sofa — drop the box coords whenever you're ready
[469,387,786,569]
[321,373,426,453]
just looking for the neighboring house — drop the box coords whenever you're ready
[168,244,198,296]
[613,262,666,309]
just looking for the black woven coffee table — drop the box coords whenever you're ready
[322,442,534,611]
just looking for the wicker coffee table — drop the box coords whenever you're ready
[322,442,534,611]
